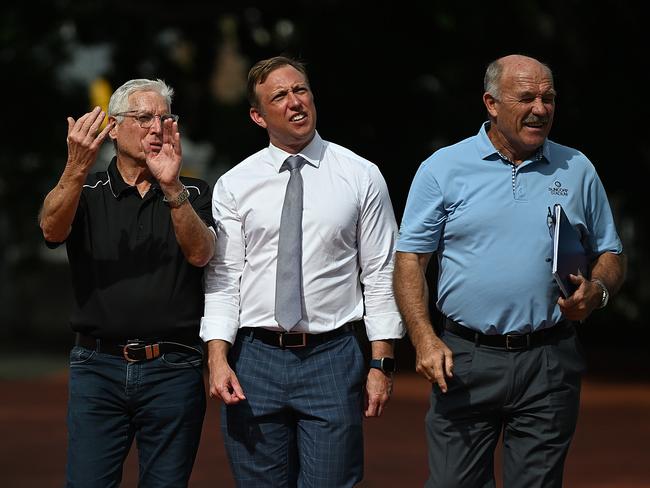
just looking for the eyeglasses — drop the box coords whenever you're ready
[113,111,179,128]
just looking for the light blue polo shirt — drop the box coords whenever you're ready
[397,122,623,334]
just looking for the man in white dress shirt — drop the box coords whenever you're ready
[201,56,404,486]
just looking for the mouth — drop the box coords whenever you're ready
[148,142,163,153]
[523,117,548,129]
[290,113,307,123]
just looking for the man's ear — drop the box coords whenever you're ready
[108,117,118,141]
[483,93,498,118]
[249,107,267,129]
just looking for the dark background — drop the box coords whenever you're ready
[1,1,647,378]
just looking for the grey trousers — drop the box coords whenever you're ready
[425,325,584,488]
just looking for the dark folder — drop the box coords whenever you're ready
[550,204,589,298]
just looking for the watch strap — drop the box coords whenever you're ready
[592,278,610,309]
[164,186,190,208]
[369,357,396,373]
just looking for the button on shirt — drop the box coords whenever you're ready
[201,132,404,344]
[396,122,623,334]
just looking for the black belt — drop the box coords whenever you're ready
[75,333,202,362]
[238,321,361,349]
[444,318,571,351]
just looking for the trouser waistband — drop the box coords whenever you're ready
[75,333,202,362]
[443,317,572,351]
[238,321,362,348]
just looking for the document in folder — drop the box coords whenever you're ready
[550,204,589,298]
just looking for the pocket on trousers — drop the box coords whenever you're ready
[544,328,586,383]
[440,333,475,389]
[161,347,204,369]
[69,346,96,365]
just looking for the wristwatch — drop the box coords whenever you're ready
[592,279,610,309]
[164,186,190,208]
[370,357,396,374]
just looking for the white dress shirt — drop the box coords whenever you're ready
[200,132,404,344]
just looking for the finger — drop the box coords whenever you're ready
[95,120,115,145]
[415,363,434,383]
[230,376,246,400]
[79,106,102,134]
[87,110,106,138]
[376,400,385,417]
[568,274,580,284]
[215,384,235,404]
[364,397,379,417]
[432,360,448,393]
[67,117,76,136]
[173,124,182,158]
[444,351,454,377]
[162,117,173,146]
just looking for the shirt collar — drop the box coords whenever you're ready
[476,121,550,165]
[106,157,129,197]
[106,157,161,198]
[268,131,324,172]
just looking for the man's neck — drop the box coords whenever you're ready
[116,157,154,196]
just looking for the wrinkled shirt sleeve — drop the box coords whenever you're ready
[200,177,243,344]
[358,165,405,341]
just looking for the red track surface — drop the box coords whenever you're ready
[2,372,649,487]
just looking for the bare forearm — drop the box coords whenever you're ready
[207,339,231,366]
[39,165,88,242]
[394,251,454,390]
[591,252,626,296]
[41,107,113,242]
[170,203,215,267]
[370,339,394,358]
[393,252,438,347]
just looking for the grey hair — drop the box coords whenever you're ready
[483,57,553,99]
[484,60,504,99]
[108,79,174,120]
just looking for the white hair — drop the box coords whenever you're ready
[108,79,174,119]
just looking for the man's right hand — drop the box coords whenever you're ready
[207,340,246,405]
[414,336,454,393]
[66,106,113,171]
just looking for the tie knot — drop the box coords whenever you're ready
[283,155,305,172]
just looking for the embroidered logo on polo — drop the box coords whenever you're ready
[548,180,568,197]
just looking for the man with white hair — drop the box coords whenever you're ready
[40,78,215,487]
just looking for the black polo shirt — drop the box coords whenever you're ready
[47,158,215,339]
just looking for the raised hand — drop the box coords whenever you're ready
[66,106,114,172]
[142,117,182,187]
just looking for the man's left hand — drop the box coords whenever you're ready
[557,273,602,321]
[364,368,393,418]
[143,118,182,188]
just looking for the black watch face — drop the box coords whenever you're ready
[382,357,396,372]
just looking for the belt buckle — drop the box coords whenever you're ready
[279,332,307,348]
[123,340,143,362]
[122,340,161,362]
[505,334,529,351]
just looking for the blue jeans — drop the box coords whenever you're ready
[65,344,206,488]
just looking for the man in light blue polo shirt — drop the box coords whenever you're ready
[394,54,626,487]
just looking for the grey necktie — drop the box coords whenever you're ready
[275,155,306,331]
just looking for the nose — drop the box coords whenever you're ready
[149,115,163,133]
[531,96,548,115]
[286,91,301,108]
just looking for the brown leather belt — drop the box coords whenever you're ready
[75,333,202,362]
